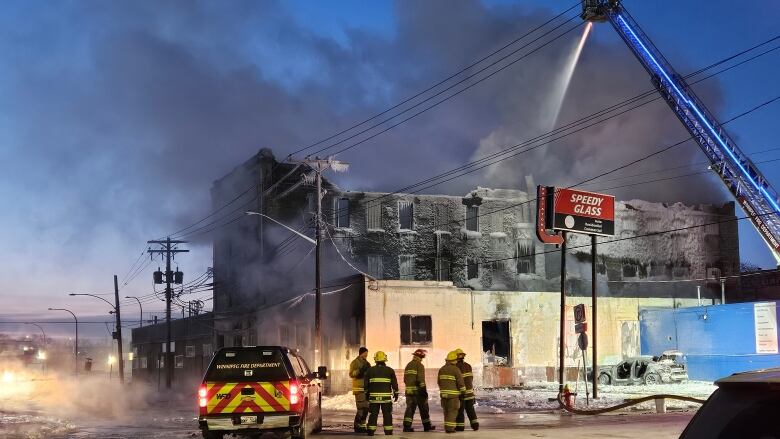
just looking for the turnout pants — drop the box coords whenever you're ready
[403,394,432,429]
[367,402,393,435]
[440,398,460,433]
[354,393,369,431]
[455,398,478,430]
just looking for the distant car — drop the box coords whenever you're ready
[198,346,327,439]
[678,368,780,438]
[591,353,688,385]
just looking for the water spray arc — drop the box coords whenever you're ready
[548,22,593,130]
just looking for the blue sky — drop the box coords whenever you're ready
[1,0,779,334]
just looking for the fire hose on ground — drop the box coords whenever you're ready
[556,393,708,415]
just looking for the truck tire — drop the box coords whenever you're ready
[293,410,308,439]
[598,373,611,386]
[644,373,660,385]
[312,395,323,433]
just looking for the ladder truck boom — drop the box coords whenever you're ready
[581,0,780,264]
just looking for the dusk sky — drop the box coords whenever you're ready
[2,0,779,333]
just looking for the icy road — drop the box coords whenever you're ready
[0,377,709,438]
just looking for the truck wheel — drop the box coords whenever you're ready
[312,395,323,433]
[644,373,660,385]
[598,373,611,386]
[293,410,308,439]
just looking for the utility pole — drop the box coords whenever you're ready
[113,275,124,384]
[289,157,348,367]
[148,237,188,389]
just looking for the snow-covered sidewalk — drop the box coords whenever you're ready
[324,381,716,413]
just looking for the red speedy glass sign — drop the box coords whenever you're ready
[553,188,615,236]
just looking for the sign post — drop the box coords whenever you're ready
[538,186,615,401]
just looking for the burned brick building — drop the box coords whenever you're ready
[211,149,740,314]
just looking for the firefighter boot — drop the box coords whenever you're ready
[403,427,415,432]
[423,423,436,432]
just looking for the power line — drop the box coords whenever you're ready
[287,2,581,157]
[157,4,580,242]
[319,36,780,223]
[307,16,584,157]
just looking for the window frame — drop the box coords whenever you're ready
[335,197,350,228]
[466,205,479,232]
[398,200,414,231]
[400,315,433,346]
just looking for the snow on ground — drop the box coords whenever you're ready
[480,381,716,413]
[325,381,716,414]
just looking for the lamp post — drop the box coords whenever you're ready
[48,308,78,376]
[70,288,124,384]
[25,322,47,375]
[125,296,143,327]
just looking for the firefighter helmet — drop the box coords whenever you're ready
[455,348,465,358]
[446,351,459,362]
[413,349,427,358]
[374,351,388,362]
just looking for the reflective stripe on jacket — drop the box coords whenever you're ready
[404,357,426,395]
[456,360,475,400]
[364,363,399,404]
[437,363,465,399]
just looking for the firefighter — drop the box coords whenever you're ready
[438,351,466,433]
[454,348,479,431]
[402,349,435,432]
[364,351,399,436]
[350,347,371,433]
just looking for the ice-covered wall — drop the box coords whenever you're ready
[211,151,740,312]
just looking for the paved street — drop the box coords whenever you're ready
[0,400,695,438]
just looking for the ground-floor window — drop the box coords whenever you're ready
[482,320,511,366]
[400,315,432,345]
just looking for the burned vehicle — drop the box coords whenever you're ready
[591,351,689,385]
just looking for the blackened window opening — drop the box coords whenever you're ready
[400,315,432,345]
[466,206,479,232]
[336,197,350,228]
[399,201,414,230]
[482,320,511,366]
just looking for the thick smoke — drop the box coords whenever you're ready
[0,0,734,308]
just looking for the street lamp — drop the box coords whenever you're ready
[48,308,78,376]
[70,288,125,384]
[125,296,143,327]
[108,355,116,380]
[69,293,114,310]
[25,323,47,376]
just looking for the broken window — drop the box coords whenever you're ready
[400,315,432,345]
[367,254,384,279]
[367,201,382,230]
[622,263,638,278]
[467,258,479,280]
[466,206,479,232]
[482,320,511,366]
[185,345,195,358]
[399,255,415,280]
[335,197,350,228]
[435,257,451,281]
[515,240,535,274]
[399,201,414,230]
[175,355,184,369]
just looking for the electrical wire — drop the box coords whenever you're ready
[159,4,581,242]
[286,2,581,158]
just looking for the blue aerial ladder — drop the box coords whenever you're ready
[581,0,780,264]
